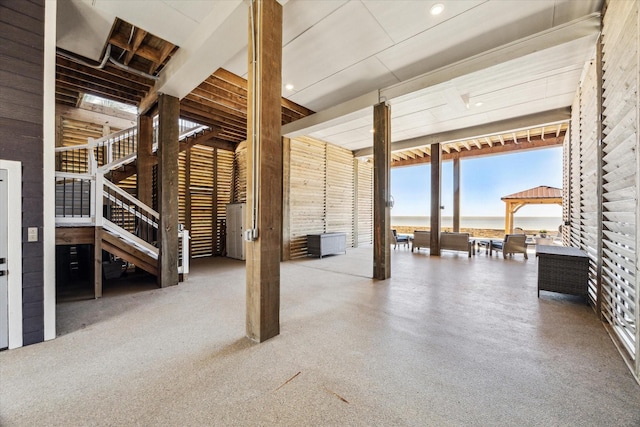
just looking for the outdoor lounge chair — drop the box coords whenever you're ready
[490,234,528,259]
[391,229,409,250]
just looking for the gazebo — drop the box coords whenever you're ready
[501,186,562,234]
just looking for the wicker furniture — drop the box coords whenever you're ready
[411,231,430,252]
[536,245,589,298]
[491,234,528,259]
[307,232,347,258]
[441,232,473,257]
[391,229,409,250]
[411,231,473,256]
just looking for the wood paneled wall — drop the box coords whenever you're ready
[326,144,355,246]
[290,137,326,258]
[178,145,234,258]
[565,0,639,380]
[356,159,374,246]
[233,136,373,259]
[233,141,247,204]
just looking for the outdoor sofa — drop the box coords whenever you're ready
[411,231,473,257]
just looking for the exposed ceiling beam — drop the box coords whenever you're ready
[281,92,378,138]
[354,108,570,157]
[156,1,247,99]
[282,13,600,139]
[390,133,564,168]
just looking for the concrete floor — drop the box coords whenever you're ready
[1,247,639,426]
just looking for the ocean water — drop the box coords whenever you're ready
[391,216,562,231]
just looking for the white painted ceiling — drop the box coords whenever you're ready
[56,0,603,152]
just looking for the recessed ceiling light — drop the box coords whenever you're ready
[285,83,294,91]
[430,3,444,16]
[475,102,484,107]
[369,128,375,133]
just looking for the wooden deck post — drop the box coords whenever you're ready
[137,113,154,208]
[373,101,391,279]
[93,226,102,298]
[430,142,441,255]
[246,0,282,343]
[157,93,179,288]
[453,154,460,232]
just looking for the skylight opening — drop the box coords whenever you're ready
[82,94,137,115]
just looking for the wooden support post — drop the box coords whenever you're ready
[137,114,154,208]
[453,154,460,233]
[157,93,179,288]
[373,102,391,279]
[282,137,291,261]
[93,226,102,298]
[246,0,282,343]
[430,142,441,255]
[505,202,512,234]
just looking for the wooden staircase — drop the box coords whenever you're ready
[55,121,194,297]
[100,229,158,276]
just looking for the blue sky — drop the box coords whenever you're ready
[390,146,563,217]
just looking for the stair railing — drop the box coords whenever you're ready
[54,122,194,276]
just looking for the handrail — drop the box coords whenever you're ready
[103,189,159,229]
[103,179,159,218]
[98,152,137,173]
[103,221,159,257]
[55,143,92,152]
[91,125,138,147]
[55,121,194,279]
[55,172,92,180]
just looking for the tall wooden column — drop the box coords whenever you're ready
[137,113,154,208]
[430,143,441,255]
[246,0,282,343]
[453,155,460,232]
[157,93,179,287]
[373,102,391,279]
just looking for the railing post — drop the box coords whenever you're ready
[88,137,97,175]
[106,139,113,166]
[181,228,189,278]
[94,172,104,227]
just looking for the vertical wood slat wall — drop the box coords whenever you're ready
[234,136,374,259]
[179,145,235,258]
[234,141,247,204]
[579,60,599,305]
[566,0,639,379]
[357,159,374,246]
[600,0,639,371]
[326,144,354,246]
[290,137,326,258]
[216,150,234,254]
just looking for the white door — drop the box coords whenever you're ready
[0,169,8,349]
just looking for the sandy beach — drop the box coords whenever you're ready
[392,226,541,239]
